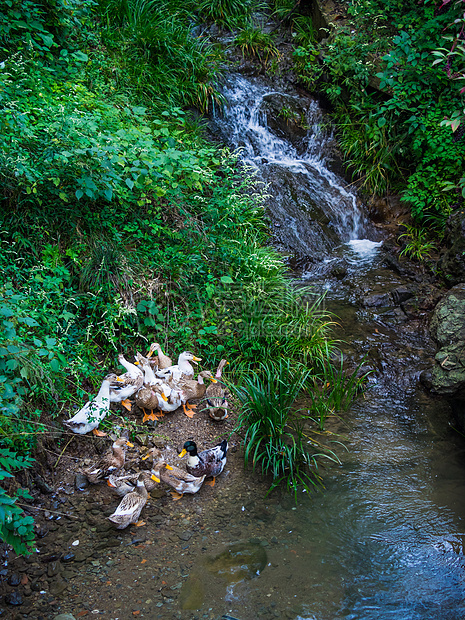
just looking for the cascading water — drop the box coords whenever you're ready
[212,73,383,264]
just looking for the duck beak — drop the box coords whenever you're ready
[107,479,116,488]
[116,376,125,382]
[151,475,160,483]
[134,361,140,366]
[126,442,134,448]
[178,448,187,458]
[141,453,151,461]
[193,356,202,362]
[210,378,218,383]
[161,393,168,402]
[165,464,174,470]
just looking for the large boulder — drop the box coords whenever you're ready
[438,210,465,286]
[429,283,465,395]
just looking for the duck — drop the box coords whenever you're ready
[134,353,172,421]
[109,354,144,411]
[64,373,120,435]
[149,449,206,500]
[146,342,173,369]
[83,437,133,484]
[179,439,228,487]
[107,473,152,529]
[155,351,201,382]
[204,359,229,421]
[107,470,158,496]
[176,371,216,418]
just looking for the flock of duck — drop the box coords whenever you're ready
[64,343,229,435]
[62,344,230,529]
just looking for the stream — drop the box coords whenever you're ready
[204,73,465,619]
[4,74,465,620]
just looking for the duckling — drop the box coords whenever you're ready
[110,354,144,411]
[179,439,228,487]
[156,351,201,382]
[107,473,151,529]
[146,342,173,369]
[176,371,216,418]
[64,373,120,435]
[150,449,206,501]
[83,437,133,484]
[205,359,229,421]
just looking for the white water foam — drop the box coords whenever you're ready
[216,74,366,242]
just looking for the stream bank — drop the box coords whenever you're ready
[3,12,465,620]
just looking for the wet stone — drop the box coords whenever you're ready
[53,615,77,620]
[62,552,75,563]
[178,531,193,541]
[47,561,61,577]
[49,575,68,596]
[75,473,89,491]
[8,573,21,587]
[205,542,267,584]
[4,591,23,606]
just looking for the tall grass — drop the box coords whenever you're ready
[231,361,342,497]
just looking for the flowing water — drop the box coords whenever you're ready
[201,73,465,620]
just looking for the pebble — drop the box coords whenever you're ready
[4,591,23,606]
[62,552,75,563]
[53,615,77,620]
[8,573,21,586]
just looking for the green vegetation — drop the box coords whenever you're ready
[0,0,371,553]
[293,0,465,245]
[232,355,369,496]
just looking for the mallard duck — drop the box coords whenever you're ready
[179,439,228,487]
[107,470,158,496]
[110,354,144,411]
[83,437,133,484]
[107,473,151,529]
[149,449,206,500]
[64,373,120,435]
[205,359,229,421]
[176,371,216,418]
[155,351,201,382]
[146,342,173,369]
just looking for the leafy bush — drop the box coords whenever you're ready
[293,0,465,227]
[0,449,35,555]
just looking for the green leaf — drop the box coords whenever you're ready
[377,117,387,128]
[220,276,234,284]
[125,178,134,190]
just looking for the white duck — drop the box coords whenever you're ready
[155,351,201,382]
[109,354,144,411]
[64,374,120,435]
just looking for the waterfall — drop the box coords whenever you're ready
[212,74,381,263]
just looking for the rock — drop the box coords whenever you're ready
[34,474,53,494]
[429,283,465,395]
[178,531,193,541]
[62,552,75,563]
[438,210,465,285]
[8,573,21,586]
[205,542,267,584]
[361,293,391,308]
[53,614,77,620]
[75,473,89,491]
[49,575,68,596]
[4,591,23,605]
[47,561,61,577]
